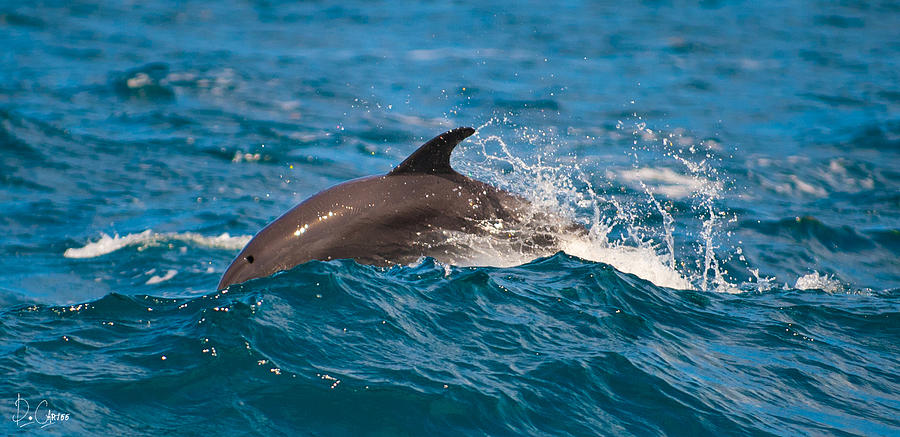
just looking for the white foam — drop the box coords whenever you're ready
[617,167,721,199]
[795,272,843,293]
[64,230,251,259]
[789,175,826,197]
[406,47,530,61]
[146,269,178,285]
[456,236,693,290]
[561,239,693,290]
[434,213,694,290]
[126,73,152,89]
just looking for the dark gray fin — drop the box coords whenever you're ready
[388,127,476,175]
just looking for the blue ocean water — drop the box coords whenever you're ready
[2,0,899,435]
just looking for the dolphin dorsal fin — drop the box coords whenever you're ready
[388,127,476,175]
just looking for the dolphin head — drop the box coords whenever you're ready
[217,243,265,290]
[217,223,296,290]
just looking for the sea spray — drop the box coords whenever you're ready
[458,116,737,291]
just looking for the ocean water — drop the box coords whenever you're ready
[2,0,899,435]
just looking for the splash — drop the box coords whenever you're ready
[452,117,735,291]
[795,271,844,293]
[64,230,252,259]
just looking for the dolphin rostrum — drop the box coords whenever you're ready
[218,127,564,289]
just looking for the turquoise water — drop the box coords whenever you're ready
[2,0,899,435]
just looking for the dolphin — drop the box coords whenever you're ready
[218,127,564,289]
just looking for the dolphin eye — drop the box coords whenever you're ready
[245,255,255,264]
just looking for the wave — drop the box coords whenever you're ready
[3,257,897,435]
[744,216,875,252]
[63,230,252,259]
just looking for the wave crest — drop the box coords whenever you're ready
[63,230,251,259]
